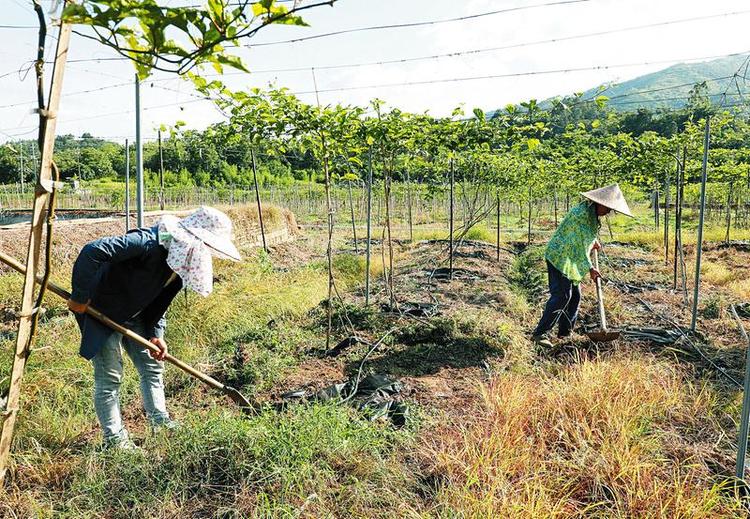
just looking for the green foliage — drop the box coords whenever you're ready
[62,0,321,78]
[63,406,408,516]
[510,246,548,302]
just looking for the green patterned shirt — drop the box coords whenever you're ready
[544,202,598,284]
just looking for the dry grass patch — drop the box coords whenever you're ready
[425,354,743,518]
[701,261,735,286]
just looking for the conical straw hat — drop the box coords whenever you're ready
[581,183,634,218]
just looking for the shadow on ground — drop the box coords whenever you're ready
[344,319,504,378]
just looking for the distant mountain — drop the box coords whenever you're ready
[590,54,750,111]
[492,54,750,115]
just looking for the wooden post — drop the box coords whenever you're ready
[125,139,130,232]
[726,183,733,245]
[678,148,688,303]
[731,305,750,481]
[0,10,72,485]
[496,191,501,262]
[347,179,358,253]
[383,165,395,307]
[250,148,267,253]
[312,68,334,349]
[673,156,682,289]
[553,190,558,227]
[664,166,672,265]
[135,74,144,226]
[365,149,373,306]
[691,118,710,332]
[158,129,165,211]
[527,184,532,245]
[449,158,454,280]
[406,169,414,242]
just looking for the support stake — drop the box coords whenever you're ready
[0,9,72,485]
[731,305,750,481]
[691,118,710,332]
[365,148,373,305]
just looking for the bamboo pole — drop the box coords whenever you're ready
[0,9,72,485]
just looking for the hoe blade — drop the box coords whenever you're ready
[223,386,261,416]
[585,330,621,343]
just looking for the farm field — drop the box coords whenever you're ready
[1,202,750,517]
[4,1,750,517]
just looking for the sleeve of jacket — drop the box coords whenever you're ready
[143,277,183,339]
[70,231,151,303]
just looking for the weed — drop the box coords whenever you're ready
[701,261,735,286]
[60,406,420,517]
[510,245,548,302]
[702,294,726,319]
[398,317,457,346]
[425,354,745,517]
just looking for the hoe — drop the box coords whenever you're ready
[585,248,621,343]
[0,250,258,415]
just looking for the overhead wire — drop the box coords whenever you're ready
[4,9,750,79]
[2,53,749,138]
[290,52,750,96]
[2,50,738,112]
[242,9,750,70]
[252,0,594,46]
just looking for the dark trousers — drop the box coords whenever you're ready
[532,261,581,337]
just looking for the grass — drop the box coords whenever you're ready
[701,261,736,286]
[2,202,750,517]
[0,243,430,517]
[426,354,744,518]
[7,405,420,517]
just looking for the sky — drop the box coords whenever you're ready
[1,0,750,144]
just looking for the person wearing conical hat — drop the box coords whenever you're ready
[531,184,633,348]
[67,206,241,449]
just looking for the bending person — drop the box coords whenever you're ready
[68,206,241,449]
[532,184,633,347]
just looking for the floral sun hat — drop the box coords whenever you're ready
[158,206,241,296]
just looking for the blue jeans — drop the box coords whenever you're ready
[532,261,581,338]
[91,319,170,443]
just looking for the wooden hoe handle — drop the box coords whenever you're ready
[592,248,608,332]
[0,249,257,412]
